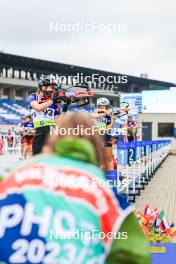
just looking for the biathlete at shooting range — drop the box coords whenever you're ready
[27,75,93,155]
[27,75,137,159]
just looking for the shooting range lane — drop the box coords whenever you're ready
[135,155,176,224]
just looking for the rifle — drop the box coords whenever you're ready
[53,83,94,108]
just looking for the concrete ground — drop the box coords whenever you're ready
[0,152,20,177]
[135,155,176,224]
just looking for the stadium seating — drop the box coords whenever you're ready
[0,99,30,125]
[0,99,95,125]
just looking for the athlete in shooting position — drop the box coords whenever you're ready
[126,114,138,142]
[91,98,116,170]
[28,75,70,155]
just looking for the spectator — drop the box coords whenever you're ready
[0,112,150,264]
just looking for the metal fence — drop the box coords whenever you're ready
[108,140,171,202]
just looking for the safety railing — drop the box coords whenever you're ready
[108,140,171,203]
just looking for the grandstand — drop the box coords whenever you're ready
[0,98,95,126]
[0,52,175,126]
[0,99,29,125]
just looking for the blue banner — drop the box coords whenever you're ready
[151,243,176,264]
[117,140,170,164]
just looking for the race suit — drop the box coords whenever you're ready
[28,93,61,155]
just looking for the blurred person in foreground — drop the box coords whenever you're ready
[0,112,150,264]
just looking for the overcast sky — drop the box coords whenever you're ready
[0,0,175,83]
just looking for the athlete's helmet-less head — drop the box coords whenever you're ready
[97,98,110,107]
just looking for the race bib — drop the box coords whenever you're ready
[31,108,55,128]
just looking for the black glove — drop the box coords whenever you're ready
[62,98,72,112]
[52,92,61,103]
